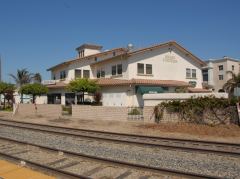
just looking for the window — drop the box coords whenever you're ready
[186,68,191,78]
[97,68,105,78]
[94,57,98,61]
[112,64,122,76]
[83,70,90,78]
[52,74,56,80]
[75,69,81,79]
[202,69,208,81]
[137,63,144,74]
[97,70,101,78]
[79,50,85,58]
[60,71,66,79]
[232,65,235,71]
[117,64,122,75]
[113,51,116,56]
[100,68,105,77]
[192,69,196,78]
[146,64,152,75]
[112,65,116,76]
[219,75,223,80]
[219,65,223,71]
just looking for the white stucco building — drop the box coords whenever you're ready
[42,41,207,107]
[202,57,240,92]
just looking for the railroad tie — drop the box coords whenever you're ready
[46,158,68,166]
[115,170,132,179]
[8,150,30,155]
[55,161,80,170]
[138,175,151,179]
[82,166,105,176]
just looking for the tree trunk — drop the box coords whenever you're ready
[33,94,36,104]
[3,94,6,109]
[82,91,85,104]
[20,93,23,103]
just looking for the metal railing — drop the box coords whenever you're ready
[127,107,143,121]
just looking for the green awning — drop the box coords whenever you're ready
[137,86,164,94]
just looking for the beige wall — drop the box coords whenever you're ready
[211,59,240,91]
[127,46,203,88]
[15,104,62,118]
[51,50,124,81]
[143,106,180,123]
[72,105,128,121]
[91,56,128,79]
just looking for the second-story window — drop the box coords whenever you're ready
[112,64,122,76]
[146,64,152,75]
[219,65,223,71]
[97,68,105,78]
[60,71,66,79]
[75,69,81,79]
[137,63,144,74]
[202,69,208,81]
[83,70,90,78]
[52,74,56,80]
[186,68,191,78]
[101,68,105,78]
[219,75,224,80]
[112,65,116,76]
[117,64,122,75]
[97,70,101,78]
[192,69,196,78]
[232,65,235,71]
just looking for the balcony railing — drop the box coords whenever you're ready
[42,80,58,85]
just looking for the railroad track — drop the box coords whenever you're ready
[0,136,220,179]
[0,118,239,156]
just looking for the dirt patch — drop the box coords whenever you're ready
[2,111,240,143]
[139,122,240,137]
[48,118,73,124]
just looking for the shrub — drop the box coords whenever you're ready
[153,96,238,125]
[128,108,141,115]
[62,105,72,115]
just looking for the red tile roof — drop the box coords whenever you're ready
[46,78,189,89]
[46,82,67,89]
[47,48,127,71]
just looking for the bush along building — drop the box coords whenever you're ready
[41,41,208,107]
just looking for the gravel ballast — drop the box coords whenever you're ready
[0,125,239,178]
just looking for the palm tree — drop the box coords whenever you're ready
[223,71,240,97]
[9,68,33,103]
[33,73,42,84]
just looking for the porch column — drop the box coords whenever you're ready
[61,92,65,105]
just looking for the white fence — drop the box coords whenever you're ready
[143,93,228,106]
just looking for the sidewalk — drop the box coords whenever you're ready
[1,111,240,144]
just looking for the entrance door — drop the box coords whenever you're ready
[65,93,75,106]
[47,94,61,104]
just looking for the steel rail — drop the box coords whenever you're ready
[0,118,239,156]
[0,136,221,179]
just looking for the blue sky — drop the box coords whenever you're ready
[0,0,240,82]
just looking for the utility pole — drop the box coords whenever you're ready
[0,54,2,82]
[0,55,1,104]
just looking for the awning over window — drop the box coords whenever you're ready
[136,86,164,94]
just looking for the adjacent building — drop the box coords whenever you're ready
[41,41,207,107]
[202,56,240,92]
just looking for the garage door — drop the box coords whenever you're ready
[102,92,126,106]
